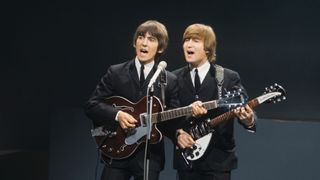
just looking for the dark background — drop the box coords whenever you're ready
[1,0,320,179]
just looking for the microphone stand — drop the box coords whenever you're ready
[143,84,154,180]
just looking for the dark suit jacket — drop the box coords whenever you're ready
[172,63,255,171]
[85,59,180,171]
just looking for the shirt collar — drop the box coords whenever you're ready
[135,57,155,77]
[190,61,210,83]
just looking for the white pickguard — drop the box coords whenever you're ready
[124,125,162,145]
[185,133,212,161]
[125,126,147,145]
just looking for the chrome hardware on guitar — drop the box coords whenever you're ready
[181,83,287,161]
[182,118,215,160]
[91,126,117,137]
[91,92,245,160]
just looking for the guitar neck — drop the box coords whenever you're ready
[208,98,259,128]
[151,100,218,123]
[187,98,260,141]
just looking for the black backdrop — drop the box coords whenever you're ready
[1,0,320,179]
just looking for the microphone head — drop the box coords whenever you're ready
[158,61,167,70]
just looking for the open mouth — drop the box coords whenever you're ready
[187,50,194,55]
[140,49,148,54]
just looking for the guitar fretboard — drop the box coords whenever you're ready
[188,99,259,141]
[208,99,259,128]
[151,100,218,123]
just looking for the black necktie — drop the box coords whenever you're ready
[140,64,145,87]
[194,68,200,92]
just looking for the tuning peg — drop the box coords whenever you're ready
[270,85,274,90]
[265,87,270,92]
[283,96,286,100]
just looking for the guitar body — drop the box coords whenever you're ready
[91,91,245,160]
[93,96,164,160]
[184,133,213,161]
[182,83,286,162]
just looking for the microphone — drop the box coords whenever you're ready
[148,61,167,88]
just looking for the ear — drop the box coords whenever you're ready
[158,49,164,53]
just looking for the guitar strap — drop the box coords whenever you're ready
[214,64,224,99]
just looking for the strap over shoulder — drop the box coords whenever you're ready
[214,64,224,99]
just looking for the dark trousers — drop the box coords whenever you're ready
[101,166,160,180]
[178,170,231,180]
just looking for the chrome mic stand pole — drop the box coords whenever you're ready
[144,84,154,180]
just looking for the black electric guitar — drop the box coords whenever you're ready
[182,83,286,161]
[91,91,245,160]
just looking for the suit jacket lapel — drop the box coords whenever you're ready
[182,66,196,94]
[199,64,216,92]
[128,59,140,88]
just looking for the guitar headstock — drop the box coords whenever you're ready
[217,89,245,108]
[262,83,287,104]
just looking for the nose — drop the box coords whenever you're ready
[142,38,148,46]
